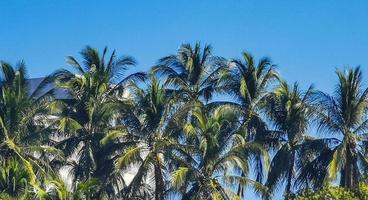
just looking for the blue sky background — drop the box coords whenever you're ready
[1,0,368,199]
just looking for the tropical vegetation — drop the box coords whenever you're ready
[0,43,367,199]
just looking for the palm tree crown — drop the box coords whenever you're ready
[1,44,368,200]
[172,104,268,200]
[0,61,60,198]
[117,73,186,200]
[154,42,225,103]
[222,52,279,189]
[313,67,368,188]
[52,46,144,198]
[265,81,316,198]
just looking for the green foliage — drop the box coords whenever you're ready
[0,44,367,200]
[0,159,30,199]
[303,67,368,189]
[170,105,268,199]
[51,46,143,198]
[294,183,368,200]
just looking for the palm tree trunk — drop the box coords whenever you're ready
[154,154,165,200]
[285,168,293,198]
[340,167,346,186]
[344,143,358,188]
[345,160,352,188]
[353,160,359,186]
[285,151,295,199]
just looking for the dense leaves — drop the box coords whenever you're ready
[294,183,368,200]
[0,44,367,200]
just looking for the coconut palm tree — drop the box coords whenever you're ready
[116,73,188,200]
[51,46,145,198]
[264,81,317,198]
[311,67,368,189]
[153,42,225,104]
[0,61,60,198]
[223,52,278,140]
[36,176,101,200]
[219,52,278,196]
[170,104,268,200]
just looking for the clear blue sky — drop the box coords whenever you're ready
[1,0,368,93]
[1,0,368,198]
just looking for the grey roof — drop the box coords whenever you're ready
[27,78,69,99]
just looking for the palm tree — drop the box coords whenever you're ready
[38,176,101,200]
[171,104,268,200]
[116,73,187,200]
[52,46,145,198]
[220,52,278,196]
[0,61,59,198]
[311,67,368,188]
[153,42,225,104]
[264,81,317,198]
[223,52,278,139]
[0,159,31,199]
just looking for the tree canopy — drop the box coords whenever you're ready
[0,43,367,200]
